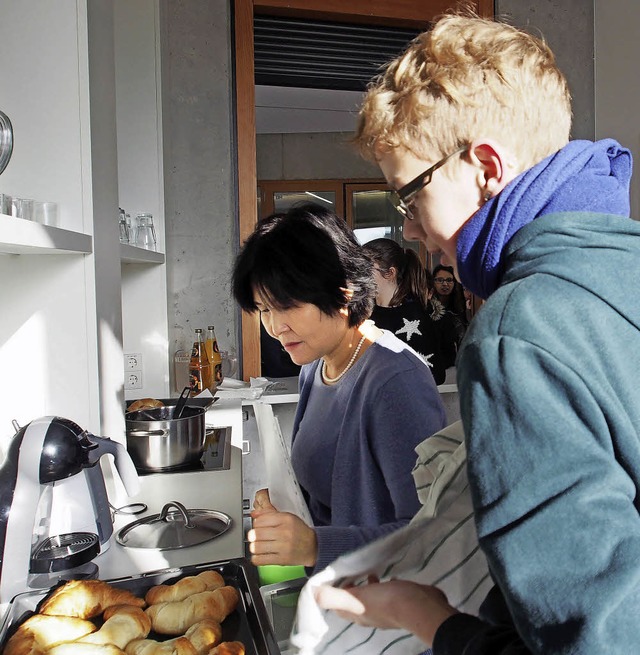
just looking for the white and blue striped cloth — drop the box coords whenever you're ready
[289,421,492,655]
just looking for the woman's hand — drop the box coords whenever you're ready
[248,489,317,567]
[314,579,458,647]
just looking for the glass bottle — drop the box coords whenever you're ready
[205,325,224,388]
[188,329,212,395]
[135,212,156,250]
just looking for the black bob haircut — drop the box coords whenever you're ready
[232,203,376,327]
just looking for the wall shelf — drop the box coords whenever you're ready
[0,213,92,255]
[120,242,165,264]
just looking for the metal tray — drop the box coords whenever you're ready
[0,558,279,655]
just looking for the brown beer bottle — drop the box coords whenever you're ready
[189,328,212,395]
[206,325,224,387]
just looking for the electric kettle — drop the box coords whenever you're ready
[0,416,139,602]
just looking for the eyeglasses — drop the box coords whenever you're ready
[434,277,454,285]
[389,146,467,220]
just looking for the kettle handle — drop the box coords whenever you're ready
[89,436,140,497]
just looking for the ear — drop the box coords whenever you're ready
[339,287,355,306]
[382,266,397,281]
[467,139,518,197]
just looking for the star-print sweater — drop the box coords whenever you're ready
[371,298,446,384]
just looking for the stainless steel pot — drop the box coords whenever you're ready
[125,405,206,471]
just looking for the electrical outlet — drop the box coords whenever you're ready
[125,372,143,390]
[124,353,142,371]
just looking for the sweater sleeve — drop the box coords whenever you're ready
[458,334,640,653]
[313,357,447,571]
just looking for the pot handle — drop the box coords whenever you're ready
[159,501,195,528]
[127,429,168,437]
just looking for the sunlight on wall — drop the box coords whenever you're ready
[0,312,47,441]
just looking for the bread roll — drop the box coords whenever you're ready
[124,636,196,655]
[207,642,245,655]
[40,579,146,619]
[145,571,225,605]
[77,605,151,649]
[128,398,164,413]
[2,613,97,655]
[47,644,126,655]
[183,620,222,654]
[145,586,239,635]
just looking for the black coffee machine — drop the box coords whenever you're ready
[0,416,139,602]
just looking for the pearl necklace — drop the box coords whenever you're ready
[321,333,367,385]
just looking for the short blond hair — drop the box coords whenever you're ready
[355,14,572,172]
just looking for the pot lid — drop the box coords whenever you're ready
[115,501,231,550]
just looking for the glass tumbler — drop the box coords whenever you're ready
[118,210,129,244]
[135,213,156,250]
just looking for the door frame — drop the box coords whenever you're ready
[234,0,494,380]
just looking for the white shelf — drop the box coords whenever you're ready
[0,213,92,255]
[120,242,165,264]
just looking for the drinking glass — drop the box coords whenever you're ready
[33,201,58,226]
[135,213,156,250]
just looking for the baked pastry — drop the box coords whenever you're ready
[77,605,151,649]
[145,571,225,605]
[145,587,239,635]
[127,398,164,413]
[47,644,126,655]
[2,614,97,655]
[183,620,222,654]
[207,642,245,655]
[39,580,146,619]
[124,636,196,655]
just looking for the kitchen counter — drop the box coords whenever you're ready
[95,444,245,581]
[96,397,246,579]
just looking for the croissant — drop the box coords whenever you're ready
[145,587,239,635]
[145,571,225,605]
[77,605,151,649]
[47,645,126,655]
[207,642,245,655]
[124,637,196,655]
[183,620,223,654]
[2,614,97,655]
[39,580,146,619]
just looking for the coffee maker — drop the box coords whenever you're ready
[0,416,139,603]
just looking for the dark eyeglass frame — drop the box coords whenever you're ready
[434,277,455,285]
[390,146,468,220]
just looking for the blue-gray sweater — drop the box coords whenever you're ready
[435,211,640,654]
[291,330,447,573]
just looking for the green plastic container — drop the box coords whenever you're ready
[257,564,306,587]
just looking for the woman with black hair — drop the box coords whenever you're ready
[364,238,447,385]
[233,204,446,573]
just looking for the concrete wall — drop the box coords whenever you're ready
[496,0,595,141]
[160,0,239,384]
[595,1,640,220]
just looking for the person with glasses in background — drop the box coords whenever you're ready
[432,264,468,367]
[315,10,640,655]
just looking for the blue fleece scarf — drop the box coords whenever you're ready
[456,139,632,300]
